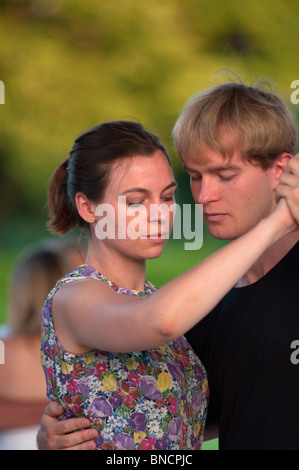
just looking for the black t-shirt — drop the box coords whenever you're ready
[186,241,299,450]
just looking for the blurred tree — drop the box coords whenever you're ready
[0,0,298,227]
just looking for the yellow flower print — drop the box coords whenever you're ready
[157,345,170,356]
[156,371,172,392]
[202,379,208,393]
[84,353,96,364]
[179,399,184,415]
[125,358,138,370]
[61,361,73,375]
[194,421,200,437]
[134,431,146,443]
[102,374,117,391]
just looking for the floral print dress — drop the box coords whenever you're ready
[41,265,209,450]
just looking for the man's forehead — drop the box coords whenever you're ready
[183,148,243,173]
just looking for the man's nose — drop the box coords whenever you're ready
[196,177,219,205]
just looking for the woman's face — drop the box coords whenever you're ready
[92,150,177,261]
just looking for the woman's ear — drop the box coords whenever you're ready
[75,192,95,223]
[272,153,293,189]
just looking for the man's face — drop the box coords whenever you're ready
[183,145,278,240]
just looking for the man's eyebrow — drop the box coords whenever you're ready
[120,181,177,195]
[184,164,241,173]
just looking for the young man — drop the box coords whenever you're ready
[173,81,299,450]
[37,80,299,450]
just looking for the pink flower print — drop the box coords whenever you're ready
[66,379,78,394]
[181,355,191,368]
[140,436,155,450]
[94,362,108,378]
[128,371,140,387]
[168,399,178,414]
[46,367,54,380]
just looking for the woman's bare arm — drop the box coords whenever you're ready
[53,199,296,354]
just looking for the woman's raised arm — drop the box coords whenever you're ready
[53,198,297,354]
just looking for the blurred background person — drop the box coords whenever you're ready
[0,238,85,450]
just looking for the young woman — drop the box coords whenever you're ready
[40,121,297,451]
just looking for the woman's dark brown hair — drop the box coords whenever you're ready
[47,121,170,235]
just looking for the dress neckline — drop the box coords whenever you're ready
[76,264,156,297]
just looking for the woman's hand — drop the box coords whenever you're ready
[276,154,299,225]
[36,401,98,450]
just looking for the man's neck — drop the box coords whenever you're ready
[235,231,299,288]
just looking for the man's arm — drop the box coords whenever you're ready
[203,423,219,441]
[37,402,98,450]
[276,154,299,223]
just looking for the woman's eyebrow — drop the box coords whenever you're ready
[120,187,149,195]
[161,181,177,192]
[120,181,177,195]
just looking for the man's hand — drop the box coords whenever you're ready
[276,154,299,224]
[37,401,99,450]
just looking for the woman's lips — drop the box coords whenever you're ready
[145,233,169,242]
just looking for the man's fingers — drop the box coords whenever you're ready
[43,401,66,418]
[56,417,92,435]
[279,172,299,188]
[38,401,98,450]
[285,154,299,176]
[55,427,99,450]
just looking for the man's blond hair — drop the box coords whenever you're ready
[172,78,297,168]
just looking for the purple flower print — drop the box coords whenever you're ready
[90,397,112,418]
[118,288,138,296]
[130,412,147,431]
[167,418,182,442]
[86,368,95,377]
[94,433,104,447]
[83,266,98,277]
[175,361,185,375]
[194,363,205,382]
[192,390,203,414]
[77,378,89,398]
[140,376,163,400]
[155,435,168,450]
[112,433,136,450]
[178,336,189,349]
[42,340,51,356]
[167,363,180,381]
[109,391,122,408]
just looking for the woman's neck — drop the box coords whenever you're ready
[85,244,147,292]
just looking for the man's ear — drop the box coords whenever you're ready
[272,153,293,189]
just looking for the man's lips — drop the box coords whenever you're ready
[204,212,228,222]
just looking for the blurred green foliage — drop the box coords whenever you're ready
[1,0,299,224]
